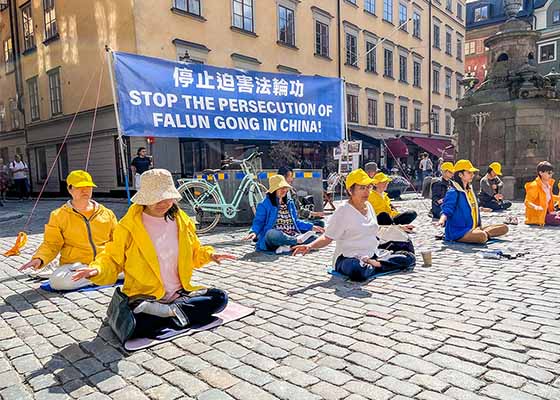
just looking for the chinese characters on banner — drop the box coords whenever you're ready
[113,52,344,141]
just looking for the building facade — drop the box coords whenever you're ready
[1,0,465,195]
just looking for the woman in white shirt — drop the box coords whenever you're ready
[293,169,415,281]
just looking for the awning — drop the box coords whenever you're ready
[406,137,454,160]
[385,139,409,158]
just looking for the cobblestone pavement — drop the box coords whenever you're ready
[1,197,560,400]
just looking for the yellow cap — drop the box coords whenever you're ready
[267,174,292,193]
[454,159,479,173]
[489,162,502,176]
[440,162,455,173]
[372,172,393,185]
[66,170,97,188]
[345,168,375,189]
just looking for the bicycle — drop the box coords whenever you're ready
[177,151,267,233]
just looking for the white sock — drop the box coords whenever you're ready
[133,301,175,318]
[297,231,314,244]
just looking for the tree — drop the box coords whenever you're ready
[268,141,300,168]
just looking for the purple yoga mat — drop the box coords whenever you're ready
[124,302,254,351]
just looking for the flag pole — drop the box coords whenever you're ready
[105,46,131,205]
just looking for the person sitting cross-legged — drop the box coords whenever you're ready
[478,162,512,211]
[368,172,417,229]
[243,175,324,253]
[18,170,118,290]
[436,160,508,244]
[431,162,454,219]
[292,169,415,282]
[524,161,560,226]
[71,169,235,341]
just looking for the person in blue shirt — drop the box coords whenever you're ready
[436,160,508,244]
[243,175,324,253]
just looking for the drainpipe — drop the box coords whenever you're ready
[8,0,24,114]
[337,0,341,78]
[428,0,433,136]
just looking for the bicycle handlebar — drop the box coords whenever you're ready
[222,151,263,165]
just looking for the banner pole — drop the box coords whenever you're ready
[105,46,131,205]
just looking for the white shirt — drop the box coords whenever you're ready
[10,161,27,180]
[419,158,433,171]
[325,201,379,265]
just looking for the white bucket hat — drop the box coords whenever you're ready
[131,169,182,205]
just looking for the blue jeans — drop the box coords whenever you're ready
[264,229,316,251]
[335,251,416,282]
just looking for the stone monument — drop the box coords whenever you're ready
[452,0,560,198]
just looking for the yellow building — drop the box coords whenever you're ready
[0,0,465,194]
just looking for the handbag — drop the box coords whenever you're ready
[106,287,136,344]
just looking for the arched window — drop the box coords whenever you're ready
[497,53,509,62]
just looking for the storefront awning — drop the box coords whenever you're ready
[385,139,409,159]
[406,137,454,160]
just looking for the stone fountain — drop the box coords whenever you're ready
[452,0,560,198]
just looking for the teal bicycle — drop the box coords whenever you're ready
[177,152,267,233]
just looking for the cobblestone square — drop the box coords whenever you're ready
[1,197,559,399]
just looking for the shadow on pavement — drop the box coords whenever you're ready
[286,274,373,299]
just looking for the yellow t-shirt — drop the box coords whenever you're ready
[368,191,399,218]
[466,190,478,229]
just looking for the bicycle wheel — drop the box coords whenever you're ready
[248,182,267,215]
[178,182,221,234]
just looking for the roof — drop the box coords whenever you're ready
[466,0,534,30]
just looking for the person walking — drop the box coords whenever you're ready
[0,158,9,206]
[419,153,433,182]
[478,162,512,211]
[9,154,29,200]
[130,147,153,190]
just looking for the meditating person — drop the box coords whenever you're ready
[368,172,417,227]
[71,169,234,341]
[478,162,512,211]
[243,174,324,253]
[18,170,118,290]
[524,161,560,226]
[431,162,454,219]
[292,168,415,282]
[436,160,508,243]
[278,166,325,227]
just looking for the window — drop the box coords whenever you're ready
[0,106,5,131]
[366,41,377,72]
[457,3,463,20]
[3,38,14,73]
[9,99,19,130]
[432,110,440,134]
[232,0,254,32]
[399,54,407,82]
[539,42,556,63]
[445,29,452,55]
[347,94,358,123]
[465,41,476,55]
[456,37,463,60]
[22,4,35,51]
[278,5,295,46]
[365,0,375,14]
[368,99,378,125]
[383,0,393,23]
[445,114,452,135]
[554,10,560,24]
[433,24,440,49]
[346,33,358,66]
[400,105,408,129]
[173,0,201,16]
[446,0,452,11]
[445,71,452,97]
[315,21,329,57]
[36,147,48,181]
[432,68,440,93]
[48,68,62,116]
[413,12,421,38]
[385,102,394,128]
[384,48,393,77]
[413,60,421,87]
[456,77,462,99]
[399,3,408,30]
[28,78,40,121]
[43,0,58,40]
[414,108,421,131]
[474,6,488,22]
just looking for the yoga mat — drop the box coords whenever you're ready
[39,279,124,293]
[327,266,413,282]
[124,301,254,352]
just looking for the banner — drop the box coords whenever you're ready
[113,52,344,141]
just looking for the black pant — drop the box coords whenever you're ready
[14,178,28,199]
[377,210,417,225]
[335,250,415,282]
[132,288,228,339]
[479,197,512,211]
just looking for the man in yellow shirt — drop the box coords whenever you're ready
[368,172,417,226]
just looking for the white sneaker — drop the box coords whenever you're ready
[296,231,315,244]
[275,245,292,254]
